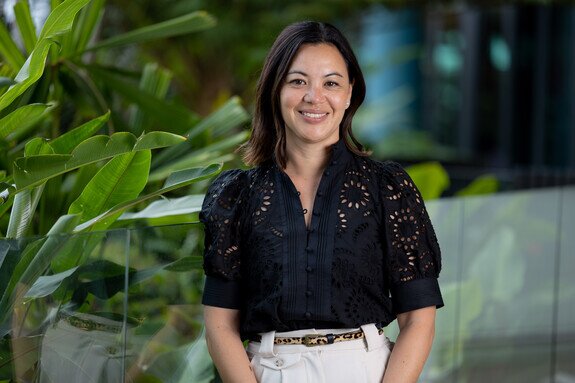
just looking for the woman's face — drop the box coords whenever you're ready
[280,43,353,149]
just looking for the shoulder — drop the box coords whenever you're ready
[358,158,410,184]
[205,168,249,199]
[201,168,250,220]
[356,158,422,204]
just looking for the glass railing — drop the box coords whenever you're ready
[1,186,574,382]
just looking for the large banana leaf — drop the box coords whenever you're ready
[0,103,54,141]
[49,111,110,154]
[69,150,151,225]
[86,11,216,51]
[119,194,204,220]
[74,164,221,232]
[12,131,185,191]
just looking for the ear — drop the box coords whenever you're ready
[346,82,353,108]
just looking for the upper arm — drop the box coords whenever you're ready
[203,305,241,334]
[396,305,437,331]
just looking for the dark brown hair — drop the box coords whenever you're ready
[241,21,368,168]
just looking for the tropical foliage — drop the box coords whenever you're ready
[0,0,249,381]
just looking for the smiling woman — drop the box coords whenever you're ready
[200,21,444,383]
[280,43,352,149]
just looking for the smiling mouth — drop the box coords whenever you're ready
[300,111,328,119]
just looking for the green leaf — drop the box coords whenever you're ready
[149,131,247,182]
[38,0,91,41]
[50,231,105,273]
[14,0,38,54]
[24,137,55,156]
[0,214,81,328]
[0,39,53,113]
[87,11,216,51]
[164,256,203,272]
[6,190,32,238]
[87,65,200,133]
[12,131,185,191]
[152,96,249,168]
[69,150,151,225]
[130,63,172,135]
[405,161,450,200]
[74,164,222,232]
[49,111,110,154]
[0,103,52,141]
[119,194,204,220]
[0,21,25,70]
[24,266,78,299]
[146,329,214,383]
[456,174,499,197]
[70,0,105,54]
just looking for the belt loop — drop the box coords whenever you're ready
[258,330,276,357]
[361,324,381,352]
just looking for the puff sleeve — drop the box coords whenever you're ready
[380,161,444,314]
[200,169,248,309]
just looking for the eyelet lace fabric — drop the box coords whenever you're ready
[200,140,443,338]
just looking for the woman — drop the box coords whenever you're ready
[200,21,443,383]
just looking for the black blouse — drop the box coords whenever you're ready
[200,140,443,339]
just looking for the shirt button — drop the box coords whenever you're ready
[325,171,331,176]
[305,290,312,297]
[305,246,313,253]
[305,312,312,319]
[313,211,320,216]
[306,266,313,272]
[317,191,324,197]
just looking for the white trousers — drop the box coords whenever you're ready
[39,314,136,383]
[247,324,392,383]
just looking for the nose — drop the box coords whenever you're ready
[303,84,325,104]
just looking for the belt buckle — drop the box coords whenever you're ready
[302,334,321,347]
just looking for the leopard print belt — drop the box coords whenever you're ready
[251,326,385,347]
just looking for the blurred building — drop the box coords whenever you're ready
[355,4,575,193]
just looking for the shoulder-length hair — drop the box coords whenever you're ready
[241,21,368,168]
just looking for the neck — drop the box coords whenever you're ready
[283,139,334,177]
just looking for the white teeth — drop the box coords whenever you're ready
[301,112,326,118]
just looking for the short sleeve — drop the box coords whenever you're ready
[199,169,247,309]
[380,161,444,314]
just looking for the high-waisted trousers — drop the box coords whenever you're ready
[246,324,392,383]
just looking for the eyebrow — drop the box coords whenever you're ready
[286,70,344,78]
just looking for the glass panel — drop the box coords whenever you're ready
[555,186,575,379]
[2,187,573,382]
[123,223,210,382]
[457,189,560,382]
[3,229,131,382]
[420,198,464,383]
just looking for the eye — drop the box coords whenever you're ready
[325,81,340,87]
[288,78,305,86]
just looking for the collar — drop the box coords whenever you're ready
[271,139,353,171]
